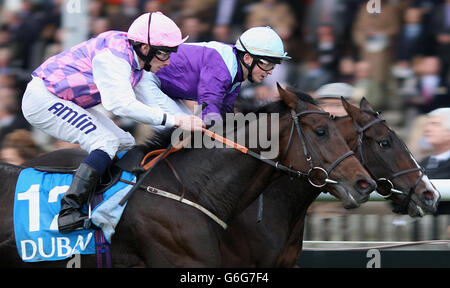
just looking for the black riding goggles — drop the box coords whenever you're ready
[154,50,171,61]
[151,45,178,61]
[255,58,276,71]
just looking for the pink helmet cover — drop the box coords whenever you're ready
[127,12,188,47]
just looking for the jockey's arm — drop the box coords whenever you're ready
[197,62,232,124]
[134,71,190,116]
[92,50,176,127]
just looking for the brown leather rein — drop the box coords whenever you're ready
[118,109,354,228]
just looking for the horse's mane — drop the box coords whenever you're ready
[287,86,317,106]
[256,86,317,114]
[140,127,174,152]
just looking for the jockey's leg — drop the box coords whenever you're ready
[22,77,128,233]
[58,159,105,233]
[86,105,136,153]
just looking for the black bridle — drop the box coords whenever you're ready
[196,108,358,219]
[273,109,355,188]
[354,110,424,213]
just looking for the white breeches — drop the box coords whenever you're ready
[22,77,135,159]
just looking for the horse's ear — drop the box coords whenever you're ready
[277,82,297,110]
[359,97,375,112]
[341,96,360,118]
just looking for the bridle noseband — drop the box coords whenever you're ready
[354,110,424,213]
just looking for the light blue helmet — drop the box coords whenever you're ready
[235,26,291,61]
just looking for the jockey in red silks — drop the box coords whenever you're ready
[155,26,291,125]
[21,12,205,233]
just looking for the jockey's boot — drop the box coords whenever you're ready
[58,163,101,233]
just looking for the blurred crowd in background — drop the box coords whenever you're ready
[0,0,449,167]
[0,0,449,241]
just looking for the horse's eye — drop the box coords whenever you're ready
[378,140,391,149]
[315,128,326,137]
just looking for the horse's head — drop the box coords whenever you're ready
[341,97,440,216]
[276,83,376,208]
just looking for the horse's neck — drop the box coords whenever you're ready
[170,146,277,223]
[264,176,320,227]
[232,164,276,216]
[263,176,320,267]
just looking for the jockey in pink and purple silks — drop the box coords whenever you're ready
[21,12,205,233]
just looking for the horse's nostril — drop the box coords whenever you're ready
[355,179,375,195]
[422,191,435,207]
[357,179,370,190]
[423,191,434,200]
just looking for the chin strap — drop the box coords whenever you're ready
[238,38,257,83]
[133,45,156,72]
[240,57,257,83]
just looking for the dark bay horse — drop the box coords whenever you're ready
[220,95,440,268]
[341,97,439,214]
[0,84,375,267]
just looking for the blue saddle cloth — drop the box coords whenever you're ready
[13,165,136,262]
